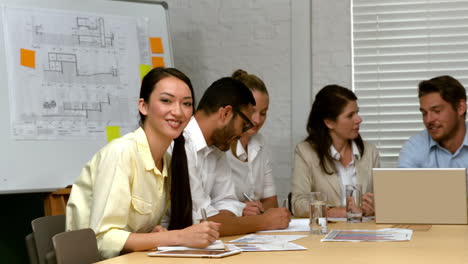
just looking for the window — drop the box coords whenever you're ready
[352,0,468,167]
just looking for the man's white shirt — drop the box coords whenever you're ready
[183,117,245,222]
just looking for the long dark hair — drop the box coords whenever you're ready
[305,85,364,175]
[139,67,194,230]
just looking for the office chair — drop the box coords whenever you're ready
[53,228,100,264]
[31,214,65,264]
[25,232,39,264]
[287,192,294,216]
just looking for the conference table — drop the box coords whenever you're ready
[97,221,468,264]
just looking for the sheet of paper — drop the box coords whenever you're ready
[328,216,375,222]
[156,240,225,251]
[229,242,307,252]
[258,218,310,233]
[321,228,413,242]
[229,234,306,244]
[4,7,144,140]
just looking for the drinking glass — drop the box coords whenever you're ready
[309,192,328,234]
[346,184,363,223]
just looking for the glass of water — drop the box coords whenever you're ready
[346,184,363,223]
[309,192,328,235]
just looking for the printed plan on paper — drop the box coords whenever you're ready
[1,7,149,140]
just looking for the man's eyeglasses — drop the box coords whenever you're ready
[233,106,254,133]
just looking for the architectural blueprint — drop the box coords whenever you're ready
[2,7,147,139]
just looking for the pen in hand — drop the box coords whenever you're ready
[242,192,264,214]
[201,208,208,222]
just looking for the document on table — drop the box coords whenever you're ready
[258,218,310,233]
[229,242,307,252]
[328,216,375,222]
[156,240,226,251]
[321,228,413,242]
[229,234,307,244]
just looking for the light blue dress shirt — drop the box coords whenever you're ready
[399,124,468,168]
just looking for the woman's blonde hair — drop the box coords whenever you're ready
[231,69,268,95]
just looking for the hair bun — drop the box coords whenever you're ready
[231,69,248,80]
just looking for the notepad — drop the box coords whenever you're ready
[148,249,241,258]
[148,243,241,258]
[156,240,225,251]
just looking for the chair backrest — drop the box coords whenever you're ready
[43,187,72,216]
[53,228,100,264]
[31,214,65,264]
[25,233,39,264]
[287,192,293,216]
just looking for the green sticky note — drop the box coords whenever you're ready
[106,126,121,142]
[140,64,152,80]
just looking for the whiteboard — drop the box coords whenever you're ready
[0,0,173,193]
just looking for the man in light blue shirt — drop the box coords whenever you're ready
[399,75,468,168]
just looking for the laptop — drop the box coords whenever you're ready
[373,168,468,224]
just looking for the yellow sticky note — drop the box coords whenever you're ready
[106,126,121,142]
[149,37,164,53]
[140,64,152,80]
[20,48,36,68]
[152,57,165,68]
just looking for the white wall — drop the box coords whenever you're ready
[165,0,304,201]
[311,0,352,93]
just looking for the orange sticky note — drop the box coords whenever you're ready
[149,37,164,53]
[20,48,35,68]
[152,57,165,68]
[106,126,121,142]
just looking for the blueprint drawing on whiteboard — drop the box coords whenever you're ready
[2,7,147,140]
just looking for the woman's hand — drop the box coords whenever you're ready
[177,221,221,248]
[361,192,375,216]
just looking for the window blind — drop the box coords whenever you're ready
[352,0,468,167]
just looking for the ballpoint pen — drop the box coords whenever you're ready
[201,208,208,222]
[242,192,264,214]
[242,192,254,202]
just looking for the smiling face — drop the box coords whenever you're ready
[325,100,362,143]
[419,92,465,145]
[244,90,269,136]
[138,76,193,141]
[211,105,254,151]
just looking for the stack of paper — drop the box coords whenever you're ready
[227,234,307,252]
[149,240,242,258]
[156,240,226,251]
[258,218,310,233]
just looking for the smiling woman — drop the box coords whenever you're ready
[65,68,220,260]
[226,69,279,217]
